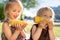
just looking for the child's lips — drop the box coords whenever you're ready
[14,15,18,18]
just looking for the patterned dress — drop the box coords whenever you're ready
[1,19,23,40]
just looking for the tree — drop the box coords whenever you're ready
[0,3,5,21]
[21,0,37,9]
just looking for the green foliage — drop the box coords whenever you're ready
[21,0,37,9]
[18,13,25,20]
[0,3,5,21]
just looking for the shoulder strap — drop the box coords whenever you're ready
[4,19,10,25]
[4,19,9,23]
[34,24,38,28]
[30,24,38,32]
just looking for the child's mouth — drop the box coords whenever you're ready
[14,15,18,18]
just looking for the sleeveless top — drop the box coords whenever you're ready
[1,19,23,40]
[30,24,50,40]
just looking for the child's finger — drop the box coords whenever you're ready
[23,24,26,28]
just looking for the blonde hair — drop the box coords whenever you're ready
[4,0,23,19]
[37,7,55,21]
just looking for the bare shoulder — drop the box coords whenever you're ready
[2,22,10,32]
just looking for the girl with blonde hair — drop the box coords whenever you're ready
[30,7,55,40]
[1,0,26,40]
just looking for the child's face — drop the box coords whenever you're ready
[41,11,53,20]
[8,3,21,20]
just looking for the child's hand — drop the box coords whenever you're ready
[38,20,47,29]
[14,23,24,31]
[47,21,54,30]
[21,23,27,29]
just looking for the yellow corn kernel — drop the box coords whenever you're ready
[34,16,44,23]
[34,16,50,23]
[10,20,27,26]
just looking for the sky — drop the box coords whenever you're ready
[38,0,60,7]
[0,0,2,3]
[23,0,60,17]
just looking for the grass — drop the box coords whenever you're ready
[0,22,60,40]
[0,23,2,40]
[54,25,60,37]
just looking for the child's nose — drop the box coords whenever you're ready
[16,13,19,16]
[46,16,50,19]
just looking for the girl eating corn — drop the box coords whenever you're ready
[30,7,55,40]
[1,0,27,40]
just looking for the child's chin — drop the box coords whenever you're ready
[13,17,18,19]
[12,18,17,20]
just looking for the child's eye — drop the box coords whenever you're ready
[44,15,46,16]
[50,16,52,18]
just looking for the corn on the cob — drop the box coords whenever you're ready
[10,20,27,27]
[34,16,50,23]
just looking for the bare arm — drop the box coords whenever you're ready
[48,22,55,40]
[2,22,21,40]
[20,30,26,38]
[32,25,42,40]
[49,29,55,40]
